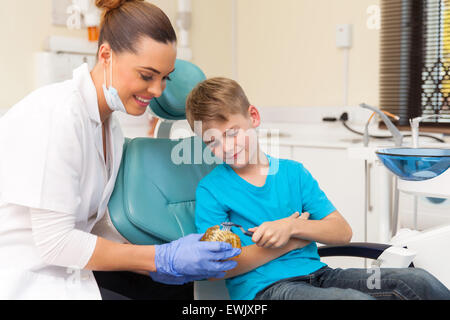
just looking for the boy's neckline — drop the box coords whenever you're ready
[224,153,273,191]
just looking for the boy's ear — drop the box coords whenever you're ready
[248,105,261,128]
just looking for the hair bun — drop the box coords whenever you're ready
[95,0,142,12]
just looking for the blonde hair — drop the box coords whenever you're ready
[186,77,251,130]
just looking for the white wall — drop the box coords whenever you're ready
[190,0,380,108]
[0,0,82,109]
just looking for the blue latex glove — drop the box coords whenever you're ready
[150,233,241,285]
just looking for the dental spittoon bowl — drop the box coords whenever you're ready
[375,148,450,181]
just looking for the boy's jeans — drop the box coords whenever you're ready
[254,266,450,300]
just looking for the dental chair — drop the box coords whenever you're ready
[106,60,423,300]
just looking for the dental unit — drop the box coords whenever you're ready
[367,105,450,289]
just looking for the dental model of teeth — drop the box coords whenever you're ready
[200,225,242,255]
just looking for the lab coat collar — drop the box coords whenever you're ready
[73,63,107,169]
[73,63,124,227]
[73,63,102,125]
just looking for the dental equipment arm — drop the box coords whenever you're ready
[360,103,404,147]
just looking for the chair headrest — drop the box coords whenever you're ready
[149,59,206,121]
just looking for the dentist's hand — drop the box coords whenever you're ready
[249,212,310,248]
[150,233,241,285]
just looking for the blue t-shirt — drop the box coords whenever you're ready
[195,154,337,300]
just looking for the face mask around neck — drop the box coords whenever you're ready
[102,52,127,113]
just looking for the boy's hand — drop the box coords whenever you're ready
[249,212,310,248]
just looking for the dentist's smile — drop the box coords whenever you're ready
[134,94,152,107]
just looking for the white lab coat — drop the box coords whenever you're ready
[0,64,124,299]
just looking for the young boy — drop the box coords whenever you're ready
[185,77,450,300]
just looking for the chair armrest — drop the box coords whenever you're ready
[318,242,391,260]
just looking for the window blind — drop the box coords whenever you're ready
[380,0,450,127]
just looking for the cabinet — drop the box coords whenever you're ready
[291,146,367,268]
[291,146,366,242]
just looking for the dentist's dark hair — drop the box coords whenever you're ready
[95,0,177,54]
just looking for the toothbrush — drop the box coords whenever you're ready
[221,222,254,237]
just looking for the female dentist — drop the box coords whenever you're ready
[0,0,240,300]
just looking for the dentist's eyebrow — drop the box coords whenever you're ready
[139,67,176,75]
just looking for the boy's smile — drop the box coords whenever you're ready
[198,106,262,170]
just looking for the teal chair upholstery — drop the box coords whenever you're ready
[149,59,206,120]
[108,136,217,245]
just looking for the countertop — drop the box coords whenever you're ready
[258,121,449,149]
